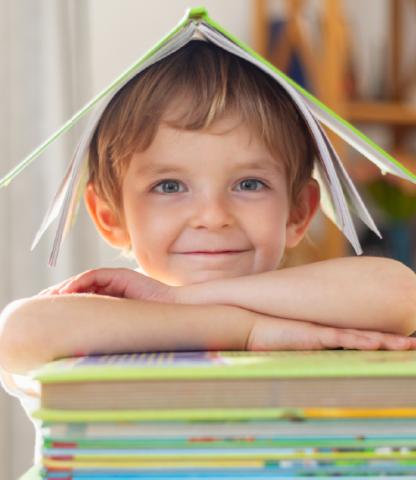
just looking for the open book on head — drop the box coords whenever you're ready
[1,6,416,266]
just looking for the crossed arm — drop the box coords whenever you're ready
[0,295,256,374]
[1,256,416,375]
[40,255,416,335]
[177,256,416,335]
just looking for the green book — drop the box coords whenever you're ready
[1,6,415,266]
[31,350,416,422]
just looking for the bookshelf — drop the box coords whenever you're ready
[252,0,416,263]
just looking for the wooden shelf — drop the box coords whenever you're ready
[345,102,416,125]
[252,0,416,262]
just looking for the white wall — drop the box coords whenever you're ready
[88,0,251,94]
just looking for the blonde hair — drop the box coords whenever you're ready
[88,40,315,224]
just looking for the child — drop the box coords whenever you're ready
[1,40,416,377]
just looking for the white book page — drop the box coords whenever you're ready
[303,97,416,183]
[317,124,381,239]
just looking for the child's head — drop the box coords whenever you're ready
[85,41,320,286]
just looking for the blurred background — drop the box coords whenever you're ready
[1,0,415,477]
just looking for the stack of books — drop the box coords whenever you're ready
[22,350,416,478]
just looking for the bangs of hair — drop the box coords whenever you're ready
[89,41,315,215]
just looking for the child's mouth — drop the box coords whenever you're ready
[179,250,248,255]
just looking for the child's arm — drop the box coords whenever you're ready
[0,294,253,374]
[1,292,414,375]
[178,257,416,336]
[50,257,416,337]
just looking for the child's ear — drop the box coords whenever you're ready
[84,183,130,248]
[285,179,320,249]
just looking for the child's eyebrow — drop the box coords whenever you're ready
[136,159,283,176]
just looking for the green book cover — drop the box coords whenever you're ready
[32,407,313,423]
[34,350,416,384]
[31,351,416,422]
[1,6,415,265]
[32,405,416,424]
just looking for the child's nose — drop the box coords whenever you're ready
[189,193,234,230]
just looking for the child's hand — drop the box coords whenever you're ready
[247,316,416,351]
[38,268,175,304]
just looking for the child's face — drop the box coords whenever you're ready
[98,114,315,286]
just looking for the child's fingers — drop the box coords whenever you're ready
[350,329,415,350]
[321,329,381,351]
[336,329,414,351]
[59,268,128,296]
[37,268,138,298]
[38,278,75,296]
[57,269,107,294]
[374,332,415,350]
[58,275,94,294]
[38,270,111,296]
[247,318,416,352]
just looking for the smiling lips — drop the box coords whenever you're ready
[179,250,247,254]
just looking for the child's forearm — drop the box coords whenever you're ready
[0,294,255,375]
[2,291,415,376]
[177,257,416,335]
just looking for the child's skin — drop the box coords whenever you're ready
[1,113,416,374]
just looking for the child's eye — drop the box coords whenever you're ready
[235,179,267,191]
[151,178,268,194]
[152,179,186,194]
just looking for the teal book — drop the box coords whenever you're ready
[31,350,416,422]
[1,7,415,265]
